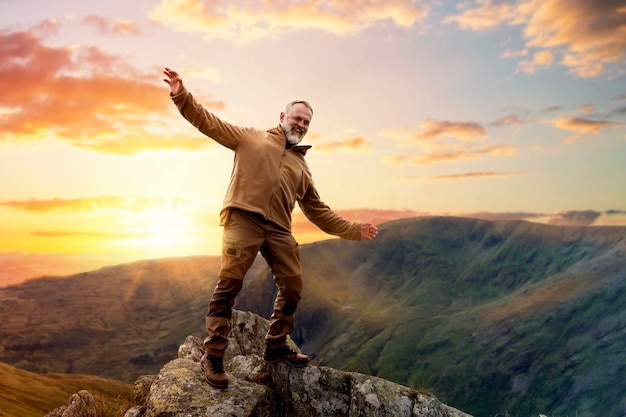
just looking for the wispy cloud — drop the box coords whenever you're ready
[150,0,429,42]
[517,50,555,74]
[398,171,526,180]
[82,15,141,35]
[492,115,524,127]
[0,196,194,213]
[458,211,547,221]
[547,210,602,226]
[380,119,518,165]
[0,24,218,155]
[32,230,147,238]
[385,143,518,166]
[381,120,487,143]
[552,117,624,143]
[313,137,372,152]
[445,0,626,78]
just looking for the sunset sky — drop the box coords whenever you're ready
[1,0,625,275]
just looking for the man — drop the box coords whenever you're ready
[163,67,379,389]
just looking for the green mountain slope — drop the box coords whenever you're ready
[0,361,132,417]
[1,217,625,417]
[238,217,626,417]
[0,255,221,382]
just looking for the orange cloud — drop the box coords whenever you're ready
[150,0,429,41]
[313,137,372,152]
[492,115,523,127]
[400,171,526,180]
[385,144,518,166]
[518,49,555,74]
[457,211,547,221]
[82,15,141,35]
[0,196,193,213]
[382,120,487,143]
[0,25,216,155]
[32,230,147,238]
[445,0,626,78]
[552,117,624,143]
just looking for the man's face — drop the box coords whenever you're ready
[280,103,312,146]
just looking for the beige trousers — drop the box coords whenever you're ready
[204,208,303,357]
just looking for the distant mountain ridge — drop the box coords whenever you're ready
[1,217,625,417]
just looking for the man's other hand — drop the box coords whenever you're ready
[361,223,378,240]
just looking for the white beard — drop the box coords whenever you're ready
[281,121,304,146]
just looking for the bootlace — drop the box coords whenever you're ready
[209,355,225,373]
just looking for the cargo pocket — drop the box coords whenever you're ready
[223,241,241,258]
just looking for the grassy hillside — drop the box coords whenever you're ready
[0,255,220,381]
[239,217,626,416]
[1,217,625,417]
[294,217,626,417]
[0,361,133,417]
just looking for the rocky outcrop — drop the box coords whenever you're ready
[122,310,471,417]
[44,390,98,417]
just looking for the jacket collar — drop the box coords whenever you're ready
[269,125,312,155]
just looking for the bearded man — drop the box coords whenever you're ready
[163,67,378,389]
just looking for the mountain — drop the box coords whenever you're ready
[0,255,221,382]
[0,360,132,417]
[1,217,625,417]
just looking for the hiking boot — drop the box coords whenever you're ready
[200,353,228,389]
[263,345,309,367]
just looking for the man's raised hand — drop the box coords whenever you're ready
[163,67,184,95]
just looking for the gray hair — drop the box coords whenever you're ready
[285,100,313,115]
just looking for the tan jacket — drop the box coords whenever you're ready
[171,88,362,241]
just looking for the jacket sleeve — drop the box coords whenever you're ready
[171,87,249,150]
[298,184,362,241]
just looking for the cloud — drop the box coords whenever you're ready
[313,137,372,152]
[82,15,141,35]
[517,49,555,74]
[577,104,594,113]
[492,115,523,127]
[458,211,547,221]
[381,118,518,165]
[552,117,624,143]
[382,120,487,143]
[32,230,147,238]
[0,196,193,213]
[410,171,526,180]
[547,210,602,226]
[445,0,626,78]
[542,105,562,113]
[385,143,518,166]
[150,0,429,42]
[502,48,528,58]
[0,24,216,155]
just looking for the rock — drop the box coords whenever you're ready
[53,310,472,417]
[143,358,273,417]
[128,310,472,417]
[44,390,98,417]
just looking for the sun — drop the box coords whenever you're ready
[119,203,202,258]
